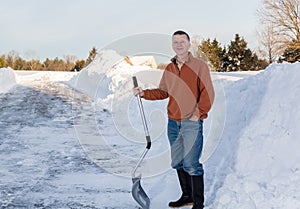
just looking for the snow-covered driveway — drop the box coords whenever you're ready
[0,77,138,209]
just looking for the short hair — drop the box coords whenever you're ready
[172,30,190,41]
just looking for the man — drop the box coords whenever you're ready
[133,30,214,209]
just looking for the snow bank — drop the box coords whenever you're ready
[68,50,161,111]
[0,67,16,93]
[207,62,300,208]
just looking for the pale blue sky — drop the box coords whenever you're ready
[0,0,262,60]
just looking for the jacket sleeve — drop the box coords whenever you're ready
[195,63,215,120]
[143,70,169,100]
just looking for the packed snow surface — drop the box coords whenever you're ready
[1,51,299,208]
[0,67,16,93]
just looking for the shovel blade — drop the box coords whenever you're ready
[132,177,150,209]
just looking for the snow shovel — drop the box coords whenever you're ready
[131,76,151,209]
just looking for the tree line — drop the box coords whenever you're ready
[0,47,97,71]
[1,34,269,72]
[191,34,268,72]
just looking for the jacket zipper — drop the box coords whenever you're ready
[177,64,182,77]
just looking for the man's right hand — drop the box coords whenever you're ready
[133,87,144,97]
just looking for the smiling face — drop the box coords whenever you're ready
[172,34,191,57]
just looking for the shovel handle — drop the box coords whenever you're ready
[133,76,139,88]
[132,76,151,149]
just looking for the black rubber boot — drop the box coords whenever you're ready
[169,169,193,208]
[191,175,204,209]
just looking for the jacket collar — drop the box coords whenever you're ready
[171,52,193,65]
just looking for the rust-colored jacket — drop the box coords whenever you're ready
[143,53,214,121]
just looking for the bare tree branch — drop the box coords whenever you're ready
[257,0,300,61]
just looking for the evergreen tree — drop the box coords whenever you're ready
[52,57,66,71]
[280,40,300,63]
[0,55,5,68]
[43,58,51,71]
[14,57,27,70]
[73,60,86,71]
[86,47,97,66]
[223,34,259,71]
[198,38,224,71]
[5,50,19,69]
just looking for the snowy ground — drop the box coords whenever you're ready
[0,70,145,208]
[1,51,300,209]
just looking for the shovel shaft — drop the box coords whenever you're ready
[133,76,151,149]
[132,76,152,178]
[131,148,149,178]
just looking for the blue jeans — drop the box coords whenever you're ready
[167,118,204,176]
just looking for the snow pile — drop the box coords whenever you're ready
[206,62,300,208]
[68,50,159,111]
[0,67,16,93]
